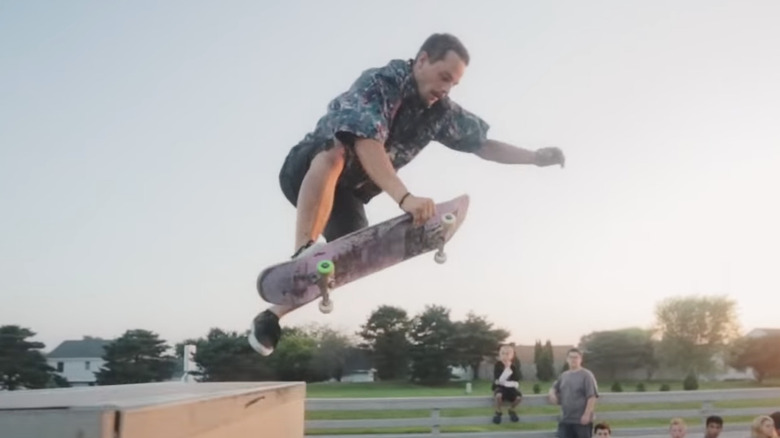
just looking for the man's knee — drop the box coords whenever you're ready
[311,143,346,171]
[494,392,503,402]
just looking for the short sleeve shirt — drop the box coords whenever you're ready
[284,59,490,203]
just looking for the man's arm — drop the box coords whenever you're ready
[547,379,560,404]
[580,371,599,424]
[582,396,597,421]
[353,139,409,204]
[475,139,565,167]
[432,101,564,167]
[327,68,434,224]
[353,138,435,225]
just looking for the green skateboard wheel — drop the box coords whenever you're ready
[317,260,335,275]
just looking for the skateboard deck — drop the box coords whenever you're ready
[257,194,470,311]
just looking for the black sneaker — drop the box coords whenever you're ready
[248,309,281,356]
[508,409,519,422]
[492,411,502,424]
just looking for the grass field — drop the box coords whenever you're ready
[304,379,780,435]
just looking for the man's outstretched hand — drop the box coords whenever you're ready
[400,194,435,226]
[534,147,566,168]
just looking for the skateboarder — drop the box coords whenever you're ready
[249,33,565,356]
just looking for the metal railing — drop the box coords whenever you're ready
[305,387,780,438]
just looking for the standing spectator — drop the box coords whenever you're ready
[705,415,723,438]
[594,423,611,437]
[669,418,687,438]
[491,344,522,424]
[547,348,599,438]
[752,415,779,438]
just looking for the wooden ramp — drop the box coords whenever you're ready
[0,381,305,438]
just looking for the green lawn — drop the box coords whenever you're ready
[304,379,780,436]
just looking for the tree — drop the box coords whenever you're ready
[358,305,412,380]
[409,305,457,385]
[95,329,177,385]
[452,312,510,380]
[654,295,740,374]
[535,340,555,381]
[177,328,275,382]
[307,324,354,382]
[579,328,655,380]
[0,325,61,390]
[729,335,780,383]
[268,327,324,382]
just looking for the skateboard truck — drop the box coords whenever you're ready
[434,212,457,264]
[315,260,335,313]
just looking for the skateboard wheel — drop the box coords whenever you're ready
[319,298,334,314]
[442,213,456,225]
[434,251,447,264]
[317,260,335,276]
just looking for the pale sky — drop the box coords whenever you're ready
[2,1,779,352]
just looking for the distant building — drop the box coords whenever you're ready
[746,328,780,339]
[46,337,112,387]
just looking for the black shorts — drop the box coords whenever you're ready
[557,423,593,438]
[278,144,368,242]
[493,386,522,403]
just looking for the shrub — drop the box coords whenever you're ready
[683,371,699,390]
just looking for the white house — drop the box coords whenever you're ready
[746,328,780,339]
[47,337,112,387]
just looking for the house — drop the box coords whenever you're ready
[47,336,112,387]
[746,328,780,339]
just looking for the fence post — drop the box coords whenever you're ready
[431,408,441,436]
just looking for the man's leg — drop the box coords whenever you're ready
[291,144,347,253]
[558,423,574,438]
[492,391,503,424]
[250,146,368,355]
[269,178,368,320]
[507,390,521,422]
[573,423,593,438]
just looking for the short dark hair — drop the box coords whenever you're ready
[568,347,582,355]
[706,415,723,426]
[417,33,470,65]
[770,412,780,430]
[594,422,611,434]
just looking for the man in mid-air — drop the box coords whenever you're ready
[249,33,566,356]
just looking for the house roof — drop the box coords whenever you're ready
[47,337,112,359]
[747,328,780,338]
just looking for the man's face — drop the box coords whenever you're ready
[567,351,582,369]
[413,50,466,106]
[705,422,722,438]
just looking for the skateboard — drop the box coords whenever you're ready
[257,194,470,313]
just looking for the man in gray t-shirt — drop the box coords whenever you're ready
[548,348,599,438]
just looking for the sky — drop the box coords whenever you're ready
[1,0,779,352]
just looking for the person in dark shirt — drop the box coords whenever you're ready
[492,344,523,424]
